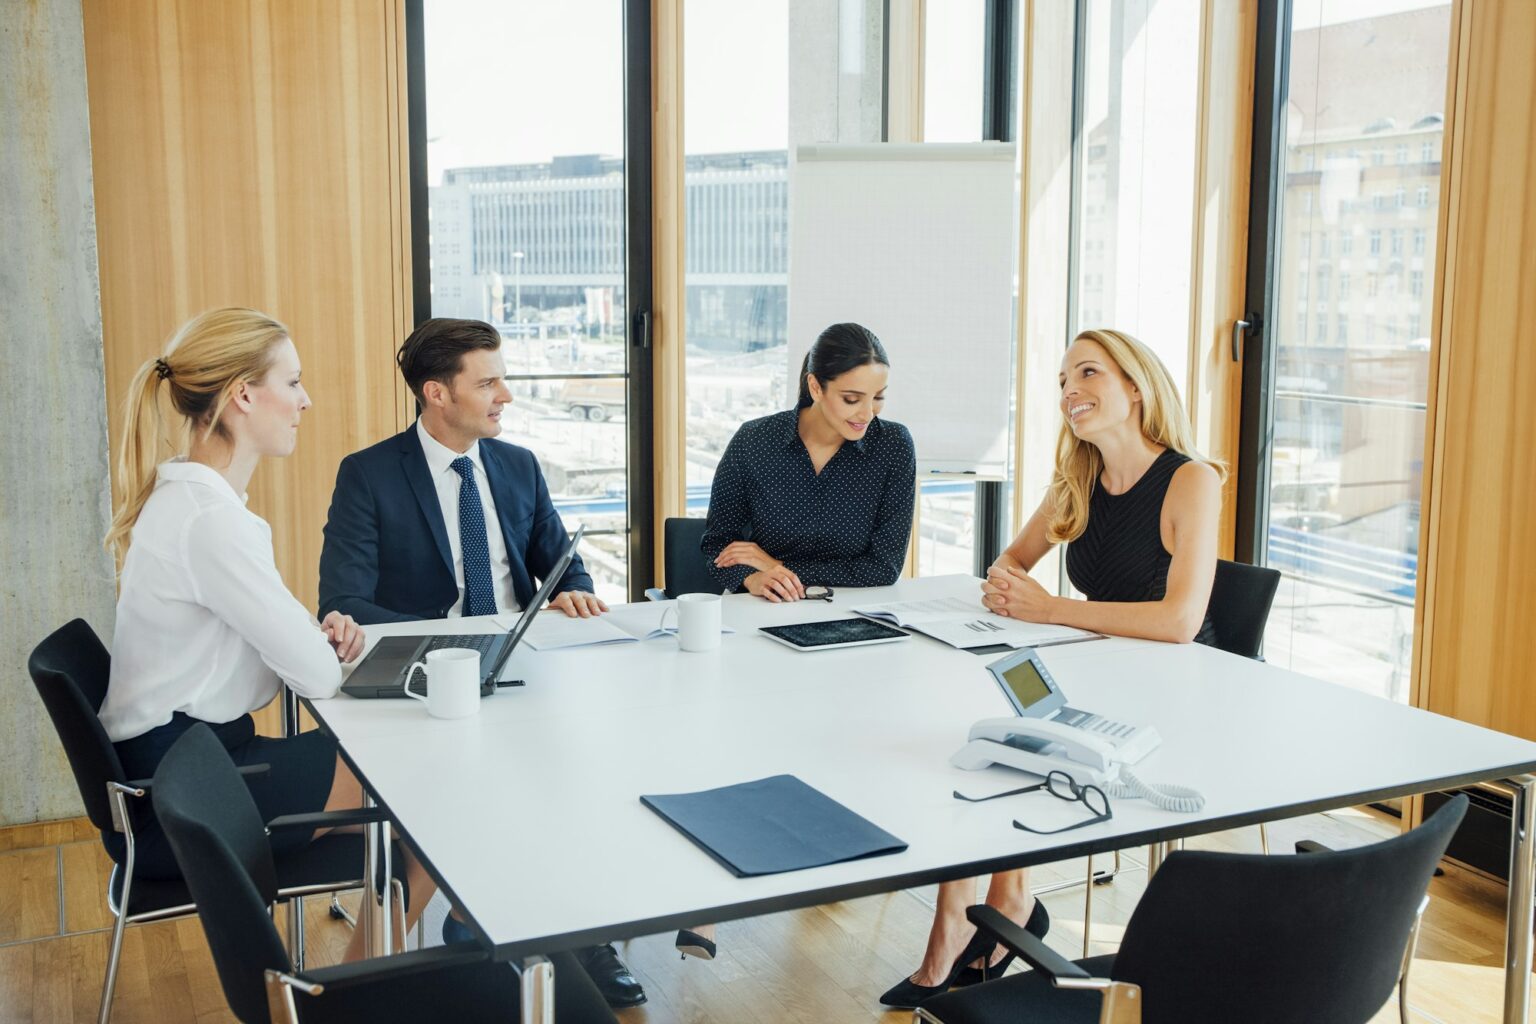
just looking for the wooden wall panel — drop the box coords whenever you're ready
[1186,0,1255,559]
[651,0,687,587]
[1414,0,1536,735]
[83,0,412,616]
[1010,0,1075,593]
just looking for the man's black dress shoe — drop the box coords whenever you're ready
[877,929,996,1009]
[952,897,1051,987]
[573,943,647,1008]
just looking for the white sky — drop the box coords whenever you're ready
[423,0,1443,184]
[424,0,982,185]
[424,0,791,185]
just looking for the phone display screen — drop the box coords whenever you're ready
[1000,657,1052,711]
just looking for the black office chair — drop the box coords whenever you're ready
[152,724,615,1024]
[1206,559,1283,660]
[920,794,1467,1024]
[27,619,408,1024]
[645,516,723,600]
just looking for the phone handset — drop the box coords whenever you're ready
[965,716,1119,772]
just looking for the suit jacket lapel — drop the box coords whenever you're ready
[477,440,519,553]
[400,427,453,576]
[478,440,539,605]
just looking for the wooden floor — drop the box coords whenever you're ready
[0,808,1523,1023]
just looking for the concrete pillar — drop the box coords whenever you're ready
[0,0,116,826]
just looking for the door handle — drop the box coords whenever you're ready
[633,310,652,349]
[1231,313,1262,362]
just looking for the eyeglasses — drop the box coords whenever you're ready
[953,769,1112,836]
[804,585,834,602]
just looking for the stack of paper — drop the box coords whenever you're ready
[853,595,1101,650]
[500,602,736,651]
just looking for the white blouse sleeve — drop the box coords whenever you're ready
[181,503,343,699]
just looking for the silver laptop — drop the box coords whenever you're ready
[341,524,585,699]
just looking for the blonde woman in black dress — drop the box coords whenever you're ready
[882,328,1222,1007]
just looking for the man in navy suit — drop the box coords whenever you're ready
[318,319,646,1008]
[319,318,608,624]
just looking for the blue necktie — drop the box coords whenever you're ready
[450,456,497,617]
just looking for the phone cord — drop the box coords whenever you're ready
[1104,766,1206,813]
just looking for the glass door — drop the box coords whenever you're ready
[412,0,648,602]
[1238,0,1452,701]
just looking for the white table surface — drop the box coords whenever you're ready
[304,574,1536,958]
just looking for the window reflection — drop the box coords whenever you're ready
[1263,1,1450,701]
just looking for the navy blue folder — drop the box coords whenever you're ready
[640,774,908,877]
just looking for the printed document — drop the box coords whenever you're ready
[853,595,1101,650]
[501,601,735,651]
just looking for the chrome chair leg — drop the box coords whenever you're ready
[1083,855,1095,957]
[287,895,306,970]
[1398,894,1429,1024]
[391,878,407,954]
[1259,822,1271,855]
[99,891,128,1024]
[100,784,141,1024]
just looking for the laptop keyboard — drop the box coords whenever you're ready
[422,634,495,656]
[402,635,493,693]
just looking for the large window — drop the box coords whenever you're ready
[1252,0,1451,701]
[680,0,885,516]
[915,0,989,577]
[420,1,635,602]
[680,0,794,521]
[1070,0,1201,385]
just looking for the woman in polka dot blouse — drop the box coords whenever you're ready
[701,322,917,602]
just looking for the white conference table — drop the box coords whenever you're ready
[305,574,1536,1022]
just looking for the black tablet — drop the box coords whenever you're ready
[759,618,911,651]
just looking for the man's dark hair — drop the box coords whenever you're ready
[396,318,502,404]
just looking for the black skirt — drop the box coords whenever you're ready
[107,711,338,879]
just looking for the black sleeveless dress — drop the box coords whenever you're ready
[1065,448,1217,645]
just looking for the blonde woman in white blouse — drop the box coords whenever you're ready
[101,308,436,962]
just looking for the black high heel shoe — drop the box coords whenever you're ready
[952,897,1051,987]
[675,928,717,961]
[877,929,997,1009]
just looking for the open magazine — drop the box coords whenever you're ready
[852,595,1101,651]
[502,601,736,651]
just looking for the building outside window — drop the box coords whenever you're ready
[1264,2,1450,702]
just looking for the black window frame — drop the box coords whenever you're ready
[405,0,656,600]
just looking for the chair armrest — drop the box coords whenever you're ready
[644,587,667,602]
[969,907,1142,1022]
[286,942,494,992]
[967,905,1091,982]
[266,806,389,832]
[126,763,271,791]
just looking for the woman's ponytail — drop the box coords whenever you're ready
[104,360,168,564]
[796,352,814,409]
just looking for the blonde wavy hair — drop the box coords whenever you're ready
[105,308,292,563]
[1045,328,1225,544]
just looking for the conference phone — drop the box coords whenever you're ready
[951,647,1204,811]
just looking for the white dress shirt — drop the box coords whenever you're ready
[99,460,342,743]
[416,419,521,616]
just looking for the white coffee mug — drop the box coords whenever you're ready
[403,648,482,719]
[672,593,723,652]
